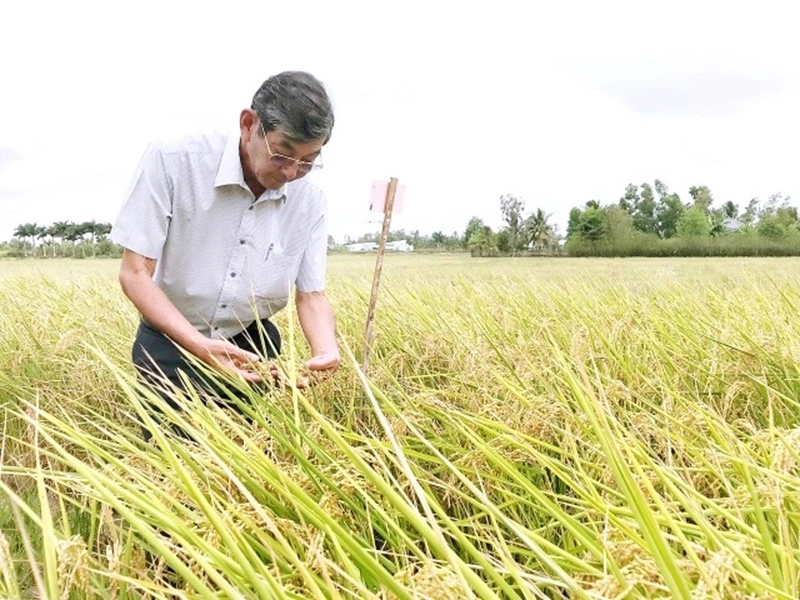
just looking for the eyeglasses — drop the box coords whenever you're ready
[260,122,323,175]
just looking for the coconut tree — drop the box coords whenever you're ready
[525,209,555,252]
[468,225,495,257]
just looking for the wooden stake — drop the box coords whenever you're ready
[362,177,398,373]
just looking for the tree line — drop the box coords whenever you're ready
[456,182,798,257]
[339,194,558,256]
[5,182,797,259]
[565,182,798,256]
[451,195,557,256]
[3,220,118,258]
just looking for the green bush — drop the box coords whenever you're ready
[566,232,800,257]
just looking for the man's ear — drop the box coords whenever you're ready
[239,109,258,142]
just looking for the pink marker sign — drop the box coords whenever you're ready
[369,180,406,214]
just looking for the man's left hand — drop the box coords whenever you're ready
[295,351,340,388]
[305,350,341,374]
[306,350,342,374]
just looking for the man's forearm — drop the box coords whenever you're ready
[118,250,207,355]
[122,275,208,353]
[295,290,338,356]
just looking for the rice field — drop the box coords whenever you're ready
[1,254,800,599]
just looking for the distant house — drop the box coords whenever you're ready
[385,240,414,252]
[722,217,743,232]
[344,240,414,253]
[345,242,378,253]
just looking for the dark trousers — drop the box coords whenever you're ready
[132,318,281,441]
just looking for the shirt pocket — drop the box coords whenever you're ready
[254,250,302,302]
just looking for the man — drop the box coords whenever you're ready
[111,71,340,439]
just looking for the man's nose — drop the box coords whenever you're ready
[281,162,301,180]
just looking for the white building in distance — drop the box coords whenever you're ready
[344,240,414,253]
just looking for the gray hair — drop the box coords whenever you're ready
[252,71,334,144]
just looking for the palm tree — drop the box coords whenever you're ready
[64,222,85,258]
[94,222,113,256]
[525,209,554,252]
[722,201,739,219]
[47,225,60,257]
[81,220,99,257]
[12,223,41,257]
[34,225,48,257]
[13,224,30,256]
[468,226,495,257]
[51,221,71,257]
[95,222,112,240]
[29,223,42,256]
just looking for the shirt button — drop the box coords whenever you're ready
[230,272,236,278]
[221,304,227,309]
[248,206,254,211]
[239,239,245,245]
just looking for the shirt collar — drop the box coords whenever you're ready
[214,132,246,189]
[215,132,288,202]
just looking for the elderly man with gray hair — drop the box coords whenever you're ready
[111,71,339,440]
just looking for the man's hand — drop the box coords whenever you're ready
[295,290,339,388]
[198,338,269,383]
[305,350,341,373]
[288,350,340,389]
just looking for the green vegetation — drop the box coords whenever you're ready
[2,221,118,259]
[565,185,799,257]
[6,184,798,259]
[332,184,800,258]
[2,255,800,598]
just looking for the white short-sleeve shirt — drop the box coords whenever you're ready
[110,132,328,339]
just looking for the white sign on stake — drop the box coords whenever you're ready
[369,180,406,214]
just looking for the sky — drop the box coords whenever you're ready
[1,0,799,244]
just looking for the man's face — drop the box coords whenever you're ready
[241,111,324,191]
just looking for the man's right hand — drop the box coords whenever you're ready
[196,338,269,383]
